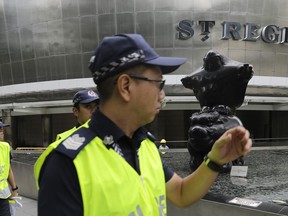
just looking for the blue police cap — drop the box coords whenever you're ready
[0,121,9,127]
[88,34,187,84]
[72,90,99,104]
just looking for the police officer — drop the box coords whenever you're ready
[35,34,252,216]
[0,121,18,216]
[55,89,99,140]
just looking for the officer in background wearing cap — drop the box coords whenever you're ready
[35,34,252,216]
[55,89,99,140]
[159,139,169,155]
[0,121,18,216]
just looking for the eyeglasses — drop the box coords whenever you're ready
[129,75,165,91]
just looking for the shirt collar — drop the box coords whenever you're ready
[89,110,148,143]
[75,122,81,128]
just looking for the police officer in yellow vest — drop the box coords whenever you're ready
[35,34,252,216]
[55,89,99,140]
[0,122,18,216]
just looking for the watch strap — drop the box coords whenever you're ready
[11,186,18,191]
[204,155,223,172]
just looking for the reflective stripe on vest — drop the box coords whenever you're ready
[0,142,11,199]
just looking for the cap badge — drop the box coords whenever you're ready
[103,135,114,146]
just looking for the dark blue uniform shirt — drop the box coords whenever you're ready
[38,110,174,216]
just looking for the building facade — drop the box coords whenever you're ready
[0,0,288,148]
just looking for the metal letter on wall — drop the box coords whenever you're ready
[198,21,215,41]
[261,25,280,43]
[221,21,242,40]
[243,23,261,42]
[280,27,288,43]
[176,20,194,40]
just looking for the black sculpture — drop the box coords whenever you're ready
[181,50,253,172]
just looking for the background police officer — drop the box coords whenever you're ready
[55,89,99,140]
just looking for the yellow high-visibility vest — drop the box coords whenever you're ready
[55,126,76,141]
[0,141,11,199]
[34,121,90,189]
[35,127,167,216]
[55,119,92,141]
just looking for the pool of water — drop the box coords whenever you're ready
[163,149,288,205]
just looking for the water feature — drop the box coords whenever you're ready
[163,144,288,205]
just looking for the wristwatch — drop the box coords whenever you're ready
[204,155,223,172]
[11,186,18,191]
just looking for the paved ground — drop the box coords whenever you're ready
[14,197,37,216]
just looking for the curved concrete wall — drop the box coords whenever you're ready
[0,0,288,88]
[11,161,38,200]
[1,0,288,148]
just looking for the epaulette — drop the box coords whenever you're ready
[55,127,97,160]
[146,132,156,142]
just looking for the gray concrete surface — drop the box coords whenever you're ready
[11,161,38,200]
[14,197,37,216]
[14,196,287,216]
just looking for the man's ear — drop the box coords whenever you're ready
[72,107,79,117]
[116,74,131,102]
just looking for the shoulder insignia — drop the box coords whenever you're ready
[62,134,85,150]
[55,127,97,160]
